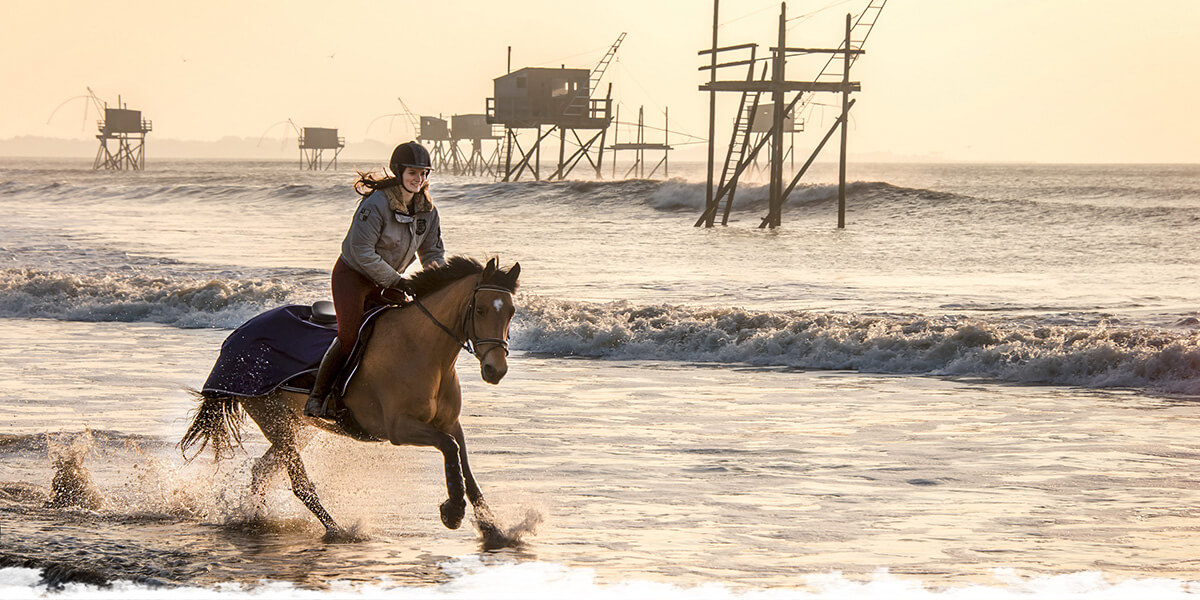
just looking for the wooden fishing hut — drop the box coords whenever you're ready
[418,116,452,172]
[450,114,503,177]
[94,98,152,171]
[610,106,673,179]
[742,103,802,179]
[486,34,624,181]
[696,1,885,229]
[298,127,344,170]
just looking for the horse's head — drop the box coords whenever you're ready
[471,258,520,384]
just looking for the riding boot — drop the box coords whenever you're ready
[304,338,346,420]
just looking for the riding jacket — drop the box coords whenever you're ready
[340,185,445,288]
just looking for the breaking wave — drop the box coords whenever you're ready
[4,267,1199,395]
[439,177,899,213]
[0,179,348,205]
[7,172,1193,229]
[0,268,295,328]
[514,296,1200,396]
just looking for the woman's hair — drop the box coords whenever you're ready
[353,168,402,198]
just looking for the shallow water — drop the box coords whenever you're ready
[3,159,1200,596]
[4,319,1200,592]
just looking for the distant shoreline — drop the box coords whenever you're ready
[2,156,1197,168]
[1,137,1196,166]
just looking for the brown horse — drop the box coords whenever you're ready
[180,256,520,541]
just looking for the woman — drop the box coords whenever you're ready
[305,141,445,420]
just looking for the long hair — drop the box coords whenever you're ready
[353,168,402,198]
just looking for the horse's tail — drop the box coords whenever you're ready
[179,389,245,462]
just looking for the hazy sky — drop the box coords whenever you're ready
[3,0,1198,163]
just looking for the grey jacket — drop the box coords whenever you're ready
[340,187,445,288]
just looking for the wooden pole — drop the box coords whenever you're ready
[664,106,669,179]
[768,2,787,228]
[703,0,719,226]
[838,12,850,229]
[558,125,566,181]
[597,83,611,179]
[760,99,854,228]
[612,104,619,179]
[638,106,645,178]
[503,129,514,181]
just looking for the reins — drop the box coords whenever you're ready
[412,284,513,360]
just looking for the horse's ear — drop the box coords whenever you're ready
[483,257,498,278]
[498,262,520,291]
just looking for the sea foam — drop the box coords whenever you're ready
[1,560,1198,599]
[4,266,1199,395]
[514,296,1200,395]
[0,268,290,328]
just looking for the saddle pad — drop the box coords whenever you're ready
[201,304,391,398]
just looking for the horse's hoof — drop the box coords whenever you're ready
[440,498,466,530]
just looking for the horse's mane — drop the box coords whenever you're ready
[405,256,520,299]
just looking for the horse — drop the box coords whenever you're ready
[180,256,521,542]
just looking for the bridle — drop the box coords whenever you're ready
[413,284,513,361]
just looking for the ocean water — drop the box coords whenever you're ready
[1,157,1200,598]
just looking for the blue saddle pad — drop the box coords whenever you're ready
[201,305,338,397]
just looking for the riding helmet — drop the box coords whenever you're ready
[390,141,433,174]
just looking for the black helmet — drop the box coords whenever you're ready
[390,141,433,174]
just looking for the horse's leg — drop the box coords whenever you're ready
[385,416,467,530]
[243,395,340,534]
[281,447,340,533]
[450,422,497,530]
[248,444,285,513]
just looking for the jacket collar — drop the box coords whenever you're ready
[384,184,434,215]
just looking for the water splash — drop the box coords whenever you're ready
[478,508,543,551]
[45,432,104,510]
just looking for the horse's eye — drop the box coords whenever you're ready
[476,307,486,315]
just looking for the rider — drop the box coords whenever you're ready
[305,141,446,420]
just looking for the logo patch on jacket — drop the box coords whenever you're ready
[415,218,427,235]
[359,207,370,222]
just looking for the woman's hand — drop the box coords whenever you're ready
[378,284,412,305]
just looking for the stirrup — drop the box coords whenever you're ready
[321,395,348,420]
[305,393,334,420]
[306,393,346,421]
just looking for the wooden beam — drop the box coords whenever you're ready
[698,58,759,71]
[610,143,671,150]
[772,46,865,55]
[699,81,860,93]
[698,42,757,56]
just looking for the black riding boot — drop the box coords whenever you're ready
[304,338,345,420]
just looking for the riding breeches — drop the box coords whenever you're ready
[330,257,384,350]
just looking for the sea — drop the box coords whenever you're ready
[2,157,1200,599]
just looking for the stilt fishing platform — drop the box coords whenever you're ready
[94,96,152,171]
[486,35,624,181]
[697,1,886,228]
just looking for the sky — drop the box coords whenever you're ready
[2,0,1199,163]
